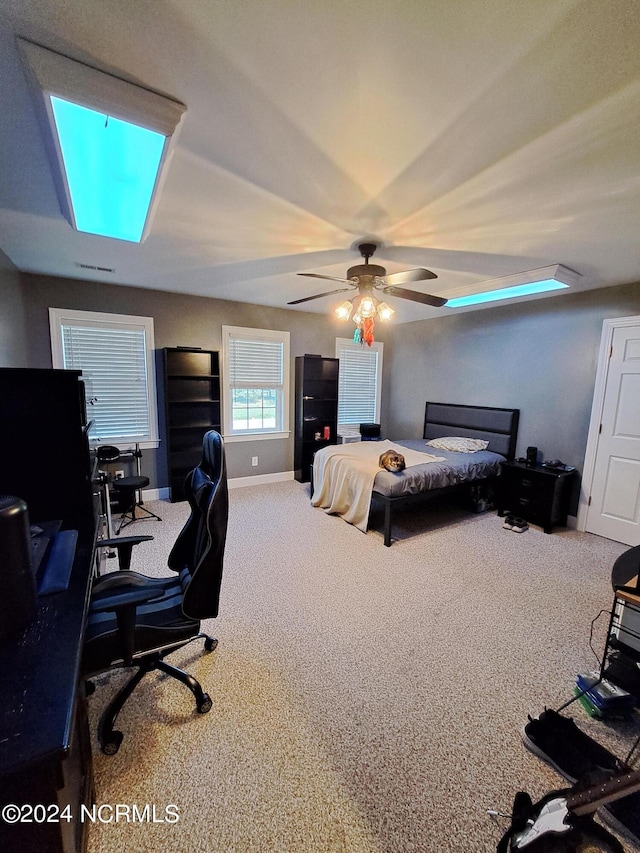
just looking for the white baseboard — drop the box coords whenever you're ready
[142,474,293,501]
[141,487,170,502]
[228,471,294,490]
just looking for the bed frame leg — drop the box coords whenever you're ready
[384,502,392,547]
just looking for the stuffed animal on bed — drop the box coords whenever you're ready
[378,450,406,472]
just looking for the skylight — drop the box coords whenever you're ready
[19,39,186,244]
[50,96,166,242]
[445,265,580,309]
[446,278,569,308]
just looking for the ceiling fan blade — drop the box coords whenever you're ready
[382,286,448,308]
[297,272,354,284]
[287,288,350,305]
[381,268,438,285]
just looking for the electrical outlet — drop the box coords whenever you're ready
[251,456,258,467]
[115,470,125,479]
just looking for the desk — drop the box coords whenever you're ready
[611,544,640,591]
[0,526,96,853]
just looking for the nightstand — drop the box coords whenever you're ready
[496,461,576,533]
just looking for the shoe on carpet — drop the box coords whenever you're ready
[502,514,515,530]
[521,708,627,784]
[511,517,529,532]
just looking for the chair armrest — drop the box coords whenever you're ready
[96,535,154,571]
[98,535,154,548]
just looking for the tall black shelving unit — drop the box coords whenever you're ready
[163,347,221,501]
[294,355,339,483]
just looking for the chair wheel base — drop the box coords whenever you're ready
[204,636,218,652]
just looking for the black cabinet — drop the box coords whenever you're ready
[0,368,97,853]
[163,348,221,502]
[496,461,576,534]
[294,355,339,483]
[0,368,96,535]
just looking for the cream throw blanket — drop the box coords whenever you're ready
[311,440,444,532]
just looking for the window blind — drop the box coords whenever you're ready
[61,323,150,442]
[227,337,284,387]
[337,343,380,425]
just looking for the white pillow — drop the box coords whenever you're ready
[426,436,489,453]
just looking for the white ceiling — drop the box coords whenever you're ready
[1,0,639,323]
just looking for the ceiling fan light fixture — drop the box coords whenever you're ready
[358,295,377,319]
[377,301,395,321]
[335,300,354,320]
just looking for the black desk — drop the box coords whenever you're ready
[0,527,96,853]
[611,544,640,590]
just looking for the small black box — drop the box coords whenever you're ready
[526,446,538,466]
[360,423,381,440]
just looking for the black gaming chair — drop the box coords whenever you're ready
[83,430,229,754]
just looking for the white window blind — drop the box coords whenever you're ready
[335,339,383,426]
[227,337,284,386]
[49,308,158,446]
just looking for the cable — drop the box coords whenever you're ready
[589,608,612,669]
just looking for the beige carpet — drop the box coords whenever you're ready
[87,482,637,852]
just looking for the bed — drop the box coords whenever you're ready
[312,402,520,546]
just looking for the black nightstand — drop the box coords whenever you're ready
[496,461,576,534]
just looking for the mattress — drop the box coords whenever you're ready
[372,439,506,498]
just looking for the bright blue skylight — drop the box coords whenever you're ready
[49,95,166,242]
[446,279,569,308]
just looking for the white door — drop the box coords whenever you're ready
[585,322,640,545]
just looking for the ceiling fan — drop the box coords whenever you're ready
[288,242,447,345]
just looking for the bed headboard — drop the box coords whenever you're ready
[423,402,520,460]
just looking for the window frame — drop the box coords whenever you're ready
[335,337,384,430]
[48,307,159,449]
[221,325,290,442]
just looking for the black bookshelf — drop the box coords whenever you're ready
[294,355,339,483]
[163,348,221,501]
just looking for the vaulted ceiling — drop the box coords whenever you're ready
[1,0,639,322]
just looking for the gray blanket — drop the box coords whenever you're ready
[372,439,506,497]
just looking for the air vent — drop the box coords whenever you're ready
[75,262,115,273]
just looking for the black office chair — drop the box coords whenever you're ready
[83,430,229,754]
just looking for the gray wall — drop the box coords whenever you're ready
[384,281,640,513]
[5,267,640,508]
[0,249,28,366]
[18,272,390,486]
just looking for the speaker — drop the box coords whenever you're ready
[0,495,37,641]
[526,446,538,467]
[360,423,381,440]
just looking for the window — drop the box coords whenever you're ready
[49,308,159,448]
[335,338,383,428]
[222,326,290,441]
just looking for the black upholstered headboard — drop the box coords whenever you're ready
[423,402,520,460]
